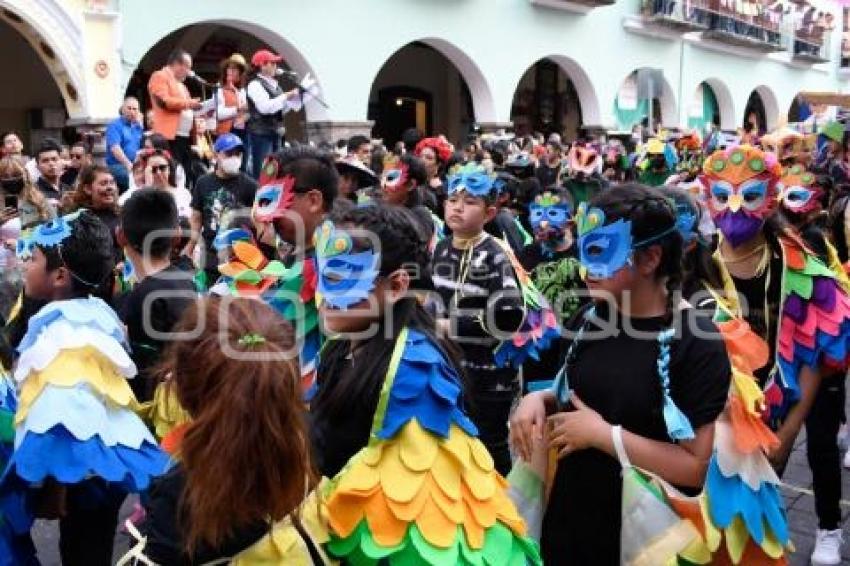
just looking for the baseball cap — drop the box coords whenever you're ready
[213,133,243,153]
[251,49,283,67]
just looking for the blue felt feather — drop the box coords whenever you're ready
[705,457,788,545]
[494,323,561,368]
[0,487,36,566]
[377,329,477,440]
[6,425,168,492]
[17,297,126,353]
[16,383,157,450]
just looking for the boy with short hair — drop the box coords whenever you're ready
[118,188,196,402]
[2,210,166,565]
[431,163,526,475]
[249,146,338,391]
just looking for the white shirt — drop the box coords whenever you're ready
[119,186,192,220]
[247,75,291,115]
[215,86,248,128]
[177,108,194,138]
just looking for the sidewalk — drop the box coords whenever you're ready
[783,428,850,565]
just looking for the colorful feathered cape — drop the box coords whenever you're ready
[323,328,541,565]
[491,239,561,369]
[0,298,168,565]
[678,318,792,565]
[6,297,167,488]
[215,235,321,392]
[769,237,850,422]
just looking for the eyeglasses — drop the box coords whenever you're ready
[70,154,84,160]
[151,165,169,173]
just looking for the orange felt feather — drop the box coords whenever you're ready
[728,396,780,453]
[232,241,266,270]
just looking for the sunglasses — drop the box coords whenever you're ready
[151,165,169,173]
[70,153,85,160]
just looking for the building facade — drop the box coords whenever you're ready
[3,0,849,150]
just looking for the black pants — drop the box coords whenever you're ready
[169,135,194,189]
[466,381,518,476]
[58,481,125,566]
[805,374,846,530]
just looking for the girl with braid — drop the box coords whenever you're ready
[311,203,541,565]
[510,184,731,565]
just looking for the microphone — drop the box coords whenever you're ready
[275,68,299,79]
[187,71,215,86]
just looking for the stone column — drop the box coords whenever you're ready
[305,121,374,145]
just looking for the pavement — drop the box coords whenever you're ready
[31,426,850,565]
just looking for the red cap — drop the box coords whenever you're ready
[251,49,283,67]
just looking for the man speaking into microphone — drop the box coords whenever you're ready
[245,49,303,179]
[147,49,202,186]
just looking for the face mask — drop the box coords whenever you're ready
[1,177,24,194]
[575,203,675,280]
[701,146,780,248]
[315,220,380,310]
[221,156,242,175]
[529,192,571,241]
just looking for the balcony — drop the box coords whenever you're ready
[640,0,710,32]
[791,29,830,64]
[699,4,784,53]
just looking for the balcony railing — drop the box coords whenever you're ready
[642,0,784,51]
[640,0,836,63]
[790,28,830,64]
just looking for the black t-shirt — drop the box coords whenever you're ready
[142,466,268,564]
[118,264,196,402]
[730,253,783,388]
[541,303,730,565]
[191,172,258,264]
[90,207,121,262]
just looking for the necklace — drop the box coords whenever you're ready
[452,232,488,307]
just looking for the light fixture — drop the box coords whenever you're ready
[395,98,403,106]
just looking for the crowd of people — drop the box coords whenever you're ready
[2,46,850,566]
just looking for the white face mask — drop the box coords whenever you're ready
[220,156,242,175]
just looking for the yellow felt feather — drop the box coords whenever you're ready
[326,421,526,550]
[16,347,136,424]
[232,482,335,565]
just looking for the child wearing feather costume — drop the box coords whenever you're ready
[673,145,850,565]
[311,204,541,565]
[431,164,559,475]
[0,211,168,565]
[510,184,731,565]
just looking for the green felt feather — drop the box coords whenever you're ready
[784,269,813,299]
[802,255,836,278]
[233,269,262,285]
[328,518,542,566]
[260,260,287,278]
[409,524,460,565]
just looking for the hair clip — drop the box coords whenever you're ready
[238,333,266,347]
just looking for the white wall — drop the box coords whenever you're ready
[113,0,848,137]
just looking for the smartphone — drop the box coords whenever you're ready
[3,194,16,209]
